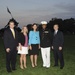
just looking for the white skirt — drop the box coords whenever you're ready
[18,46,28,54]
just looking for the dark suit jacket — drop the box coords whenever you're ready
[3,28,19,50]
[19,33,26,46]
[52,30,64,49]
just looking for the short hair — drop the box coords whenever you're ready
[8,20,15,25]
[53,24,59,27]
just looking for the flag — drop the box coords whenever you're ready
[7,7,11,14]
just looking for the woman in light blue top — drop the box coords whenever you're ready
[29,23,40,67]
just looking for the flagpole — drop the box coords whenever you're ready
[10,13,13,18]
[7,7,13,18]
[5,6,19,28]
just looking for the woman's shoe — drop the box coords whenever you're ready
[20,65,24,69]
[24,65,27,68]
[35,64,37,67]
[32,64,35,68]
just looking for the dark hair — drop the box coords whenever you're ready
[53,24,59,27]
[8,20,15,25]
[32,23,38,31]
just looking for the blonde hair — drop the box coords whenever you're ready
[21,26,28,33]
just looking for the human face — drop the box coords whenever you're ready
[23,27,28,33]
[42,24,47,29]
[9,22,15,29]
[33,25,37,31]
[53,24,59,31]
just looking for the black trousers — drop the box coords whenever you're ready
[6,50,17,71]
[53,49,64,67]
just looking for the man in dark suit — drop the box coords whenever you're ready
[52,24,64,69]
[4,20,18,72]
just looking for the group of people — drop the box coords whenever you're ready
[3,20,64,73]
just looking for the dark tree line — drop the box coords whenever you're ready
[27,18,75,35]
[47,18,75,34]
[0,18,75,37]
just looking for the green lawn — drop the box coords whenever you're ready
[0,35,75,75]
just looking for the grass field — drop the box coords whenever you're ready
[0,35,75,75]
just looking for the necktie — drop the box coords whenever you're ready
[11,29,15,38]
[54,31,57,36]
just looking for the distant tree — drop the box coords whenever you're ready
[47,18,75,35]
[0,28,6,37]
[48,18,63,32]
[16,27,21,33]
[63,18,75,34]
[27,24,32,32]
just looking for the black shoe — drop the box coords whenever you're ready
[53,65,58,67]
[7,70,12,73]
[12,68,16,71]
[46,67,50,69]
[60,67,63,69]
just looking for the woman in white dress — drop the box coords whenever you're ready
[18,26,28,69]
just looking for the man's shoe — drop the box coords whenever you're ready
[12,68,16,71]
[43,65,46,67]
[7,70,12,73]
[53,65,58,67]
[46,66,50,69]
[60,67,63,69]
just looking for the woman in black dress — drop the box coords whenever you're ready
[29,23,40,67]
